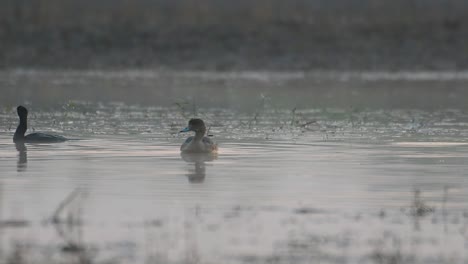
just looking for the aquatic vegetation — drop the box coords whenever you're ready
[3,101,468,142]
[409,189,435,217]
[174,99,198,119]
[0,102,467,263]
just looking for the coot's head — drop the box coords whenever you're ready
[180,118,206,133]
[17,106,28,118]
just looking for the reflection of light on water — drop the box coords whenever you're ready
[0,104,468,262]
[392,142,468,147]
[321,71,468,81]
[9,69,468,81]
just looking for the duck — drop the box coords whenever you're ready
[180,118,217,153]
[13,105,68,143]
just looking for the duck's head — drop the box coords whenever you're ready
[17,106,28,118]
[180,118,206,133]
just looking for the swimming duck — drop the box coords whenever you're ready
[180,118,217,153]
[13,106,67,143]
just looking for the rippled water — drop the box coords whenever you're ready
[0,101,468,264]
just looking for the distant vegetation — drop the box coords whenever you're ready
[1,0,468,70]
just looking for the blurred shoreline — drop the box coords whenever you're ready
[1,0,468,70]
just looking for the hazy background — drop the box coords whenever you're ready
[1,0,468,70]
[1,0,468,108]
[2,2,468,263]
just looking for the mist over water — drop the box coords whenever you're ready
[2,0,468,263]
[2,69,468,109]
[1,70,468,263]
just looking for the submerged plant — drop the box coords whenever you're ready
[410,189,435,217]
[174,99,198,119]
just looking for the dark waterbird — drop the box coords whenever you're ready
[180,118,218,153]
[13,106,68,143]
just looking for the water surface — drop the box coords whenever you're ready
[1,102,468,263]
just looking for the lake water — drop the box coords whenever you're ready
[0,71,468,263]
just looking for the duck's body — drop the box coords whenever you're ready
[180,119,217,153]
[13,106,68,143]
[180,136,217,153]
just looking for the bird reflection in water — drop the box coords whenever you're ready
[15,142,27,172]
[180,152,218,183]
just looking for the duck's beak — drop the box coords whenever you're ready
[180,127,190,133]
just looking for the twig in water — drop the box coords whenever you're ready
[290,107,297,126]
[51,188,83,224]
[298,120,317,128]
[51,188,92,263]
